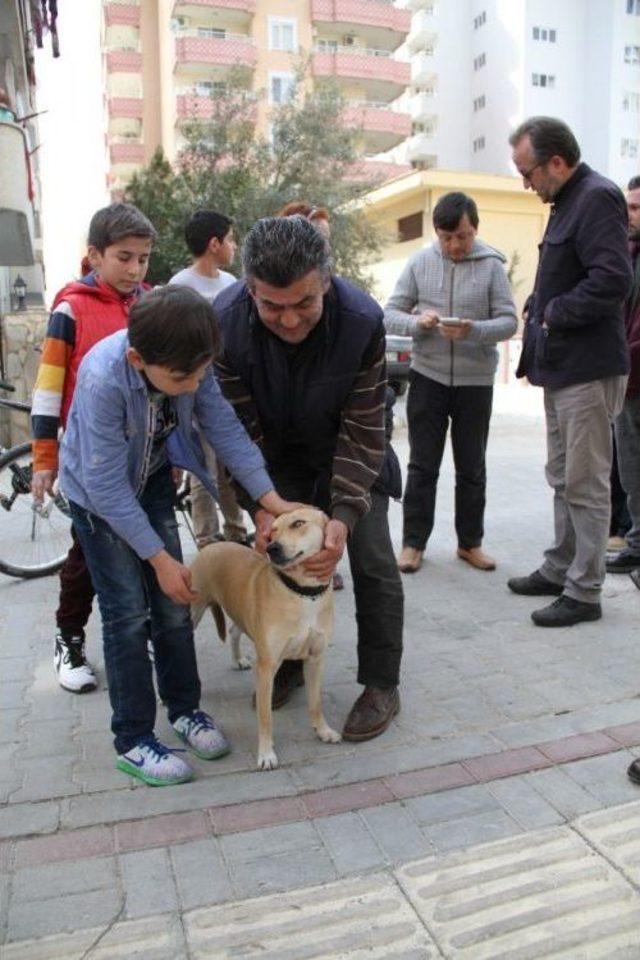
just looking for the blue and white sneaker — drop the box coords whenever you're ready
[116,735,193,786]
[172,710,231,760]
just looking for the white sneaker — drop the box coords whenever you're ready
[117,736,193,786]
[54,633,97,693]
[173,710,231,760]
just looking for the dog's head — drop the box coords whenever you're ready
[266,507,328,568]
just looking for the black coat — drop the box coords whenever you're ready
[517,163,632,388]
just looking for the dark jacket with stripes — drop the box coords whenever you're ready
[214,276,401,532]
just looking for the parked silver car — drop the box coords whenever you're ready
[385,334,412,397]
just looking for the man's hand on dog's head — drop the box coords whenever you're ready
[302,519,348,581]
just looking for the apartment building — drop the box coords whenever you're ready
[103,0,415,194]
[388,0,640,186]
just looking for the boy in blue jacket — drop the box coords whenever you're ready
[60,285,295,786]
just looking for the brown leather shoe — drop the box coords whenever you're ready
[398,546,423,573]
[252,660,304,711]
[457,547,496,571]
[342,686,400,742]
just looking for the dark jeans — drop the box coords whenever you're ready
[403,370,493,551]
[70,467,201,754]
[56,525,95,635]
[610,429,631,537]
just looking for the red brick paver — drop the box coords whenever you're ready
[14,825,115,869]
[462,745,552,782]
[115,811,209,852]
[208,796,308,835]
[302,779,395,818]
[384,762,475,800]
[537,731,620,764]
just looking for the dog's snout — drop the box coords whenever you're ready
[266,541,285,565]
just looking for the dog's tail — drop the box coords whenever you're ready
[191,599,226,642]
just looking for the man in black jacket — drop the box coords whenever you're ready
[508,117,632,627]
[214,216,403,741]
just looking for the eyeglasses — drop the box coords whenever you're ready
[519,162,544,183]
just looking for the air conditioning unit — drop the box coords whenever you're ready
[342,35,355,46]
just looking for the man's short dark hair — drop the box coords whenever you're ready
[185,210,233,257]
[628,176,640,191]
[509,116,581,167]
[88,203,156,252]
[128,285,220,372]
[242,216,331,288]
[433,192,479,231]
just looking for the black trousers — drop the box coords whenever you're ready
[403,370,493,552]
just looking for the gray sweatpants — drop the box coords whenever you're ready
[539,376,627,603]
[615,394,640,553]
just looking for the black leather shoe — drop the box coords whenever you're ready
[627,759,640,784]
[508,570,563,596]
[531,595,602,627]
[606,549,640,574]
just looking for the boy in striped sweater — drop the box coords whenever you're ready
[31,203,155,693]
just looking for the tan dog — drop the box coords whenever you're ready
[190,507,341,770]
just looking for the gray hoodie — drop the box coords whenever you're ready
[384,239,517,386]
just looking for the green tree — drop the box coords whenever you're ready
[125,65,385,288]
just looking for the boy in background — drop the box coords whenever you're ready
[31,203,155,693]
[169,210,248,546]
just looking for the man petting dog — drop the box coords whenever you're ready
[214,216,404,741]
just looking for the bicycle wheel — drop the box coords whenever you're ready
[0,442,71,578]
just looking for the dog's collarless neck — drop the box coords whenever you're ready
[276,570,330,599]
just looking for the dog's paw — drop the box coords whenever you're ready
[316,725,342,744]
[257,749,279,770]
[232,655,252,671]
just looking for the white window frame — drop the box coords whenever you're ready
[268,17,297,53]
[269,70,295,105]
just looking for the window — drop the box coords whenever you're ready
[269,18,297,52]
[624,45,640,63]
[473,94,486,111]
[533,26,557,42]
[622,137,639,158]
[623,91,640,111]
[197,27,225,39]
[195,80,227,97]
[317,38,338,53]
[398,212,423,242]
[473,10,486,28]
[532,72,555,88]
[626,0,640,14]
[473,135,485,152]
[269,71,295,104]
[473,52,486,70]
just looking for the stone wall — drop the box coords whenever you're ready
[0,310,48,448]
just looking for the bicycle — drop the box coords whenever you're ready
[0,379,72,578]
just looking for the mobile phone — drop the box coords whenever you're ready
[439,316,463,326]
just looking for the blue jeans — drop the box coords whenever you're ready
[70,466,201,754]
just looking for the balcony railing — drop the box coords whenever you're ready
[105,49,143,71]
[104,3,140,27]
[172,0,256,12]
[312,47,410,87]
[108,97,144,118]
[311,0,410,36]
[343,101,412,136]
[174,32,257,69]
[110,141,145,164]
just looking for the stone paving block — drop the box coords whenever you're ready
[72,759,135,794]
[405,783,500,826]
[0,682,29,710]
[486,775,566,829]
[385,762,475,800]
[0,656,36,680]
[605,720,640,747]
[119,848,179,919]
[526,766,605,820]
[185,872,437,959]
[6,888,123,943]
[0,801,59,840]
[395,825,640,959]
[170,837,234,910]
[422,808,523,854]
[227,843,338,900]
[22,720,76,760]
[0,709,25,745]
[115,810,209,853]
[2,915,187,960]
[573,800,640,886]
[314,812,386,875]
[208,795,307,835]
[10,756,77,803]
[563,751,640,806]
[14,825,114,868]
[302,779,395,818]
[537,730,620,764]
[11,855,117,902]
[220,819,321,864]
[462,745,551,782]
[359,801,435,865]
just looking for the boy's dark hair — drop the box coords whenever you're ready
[628,176,640,191]
[433,192,479,231]
[185,210,233,257]
[243,216,330,287]
[88,203,156,252]
[509,116,581,167]
[128,286,220,372]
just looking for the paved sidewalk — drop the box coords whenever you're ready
[2,385,640,954]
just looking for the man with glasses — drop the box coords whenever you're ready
[507,116,632,626]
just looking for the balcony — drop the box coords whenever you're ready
[343,101,412,150]
[172,0,256,13]
[311,1,410,50]
[110,141,145,164]
[411,50,436,86]
[108,97,144,119]
[399,0,436,11]
[405,130,437,164]
[312,48,410,99]
[174,33,257,73]
[408,90,436,122]
[105,49,142,72]
[348,157,412,182]
[0,122,34,265]
[406,10,437,53]
[104,3,140,27]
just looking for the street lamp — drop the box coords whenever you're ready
[13,275,27,311]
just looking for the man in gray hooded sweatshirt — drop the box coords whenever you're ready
[384,192,517,573]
